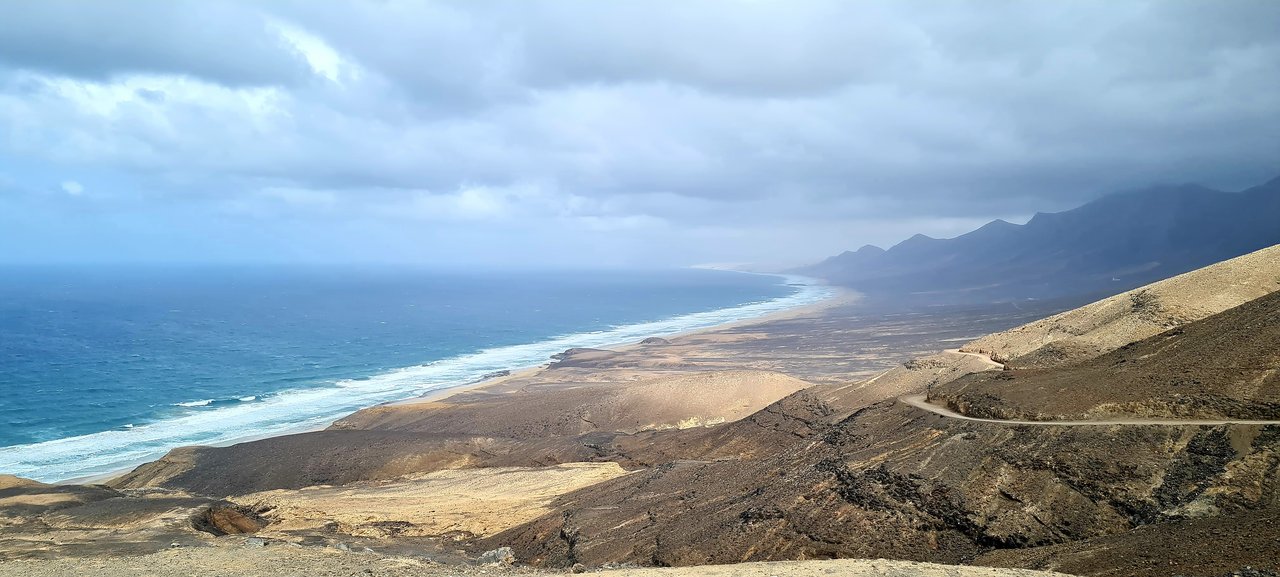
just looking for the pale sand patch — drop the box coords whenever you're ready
[237,463,632,538]
[337,370,814,436]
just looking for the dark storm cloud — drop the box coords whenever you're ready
[0,1,308,86]
[0,0,1277,265]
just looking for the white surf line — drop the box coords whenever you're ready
[899,395,1280,426]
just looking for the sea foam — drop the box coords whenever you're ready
[173,399,214,407]
[0,275,834,482]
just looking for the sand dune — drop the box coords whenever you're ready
[336,370,814,437]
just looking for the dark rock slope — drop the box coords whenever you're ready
[486,399,1279,570]
[932,289,1280,420]
[484,293,1280,574]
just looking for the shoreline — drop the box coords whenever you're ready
[58,280,854,486]
[384,284,857,409]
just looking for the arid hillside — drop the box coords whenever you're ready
[934,289,1280,420]
[962,244,1280,368]
[482,253,1280,576]
[11,248,1280,577]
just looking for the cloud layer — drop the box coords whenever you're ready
[2,0,1277,265]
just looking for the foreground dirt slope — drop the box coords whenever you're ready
[978,510,1280,577]
[934,290,1280,420]
[962,243,1280,368]
[0,548,1073,577]
[486,396,1280,570]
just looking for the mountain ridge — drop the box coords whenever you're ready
[799,175,1280,303]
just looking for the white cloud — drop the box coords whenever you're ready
[60,180,83,195]
[271,20,360,85]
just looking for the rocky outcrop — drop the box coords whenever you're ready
[487,399,1279,569]
[190,502,267,536]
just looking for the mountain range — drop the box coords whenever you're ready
[796,175,1280,303]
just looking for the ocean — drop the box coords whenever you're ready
[0,266,831,482]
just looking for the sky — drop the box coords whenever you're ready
[1,1,1277,267]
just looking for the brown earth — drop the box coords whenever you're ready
[0,476,223,560]
[484,397,1280,571]
[8,249,1280,577]
[932,290,1280,421]
[0,548,1073,577]
[978,509,1280,577]
[110,297,1060,498]
[476,256,1280,574]
[962,244,1280,368]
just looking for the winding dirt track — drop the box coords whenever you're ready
[900,350,1280,426]
[946,348,1006,369]
[900,395,1280,426]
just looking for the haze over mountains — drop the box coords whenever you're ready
[799,175,1280,303]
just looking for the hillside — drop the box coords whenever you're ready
[485,256,1280,575]
[933,289,1280,420]
[962,244,1280,368]
[799,176,1280,303]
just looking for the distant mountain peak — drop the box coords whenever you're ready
[973,218,1020,232]
[796,173,1280,304]
[1026,211,1052,224]
[855,244,885,254]
[892,233,938,250]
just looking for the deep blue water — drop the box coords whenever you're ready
[0,266,831,481]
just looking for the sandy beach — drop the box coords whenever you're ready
[57,284,855,487]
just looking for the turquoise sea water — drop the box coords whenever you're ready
[0,266,831,481]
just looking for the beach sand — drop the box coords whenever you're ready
[6,286,1073,572]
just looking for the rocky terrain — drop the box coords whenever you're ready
[3,245,1280,576]
[934,289,1280,420]
[962,244,1280,368]
[0,548,1074,577]
[480,246,1280,573]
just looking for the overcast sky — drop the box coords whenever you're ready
[1,0,1277,267]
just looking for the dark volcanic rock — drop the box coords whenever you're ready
[191,502,268,536]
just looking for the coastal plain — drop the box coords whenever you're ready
[3,245,1279,576]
